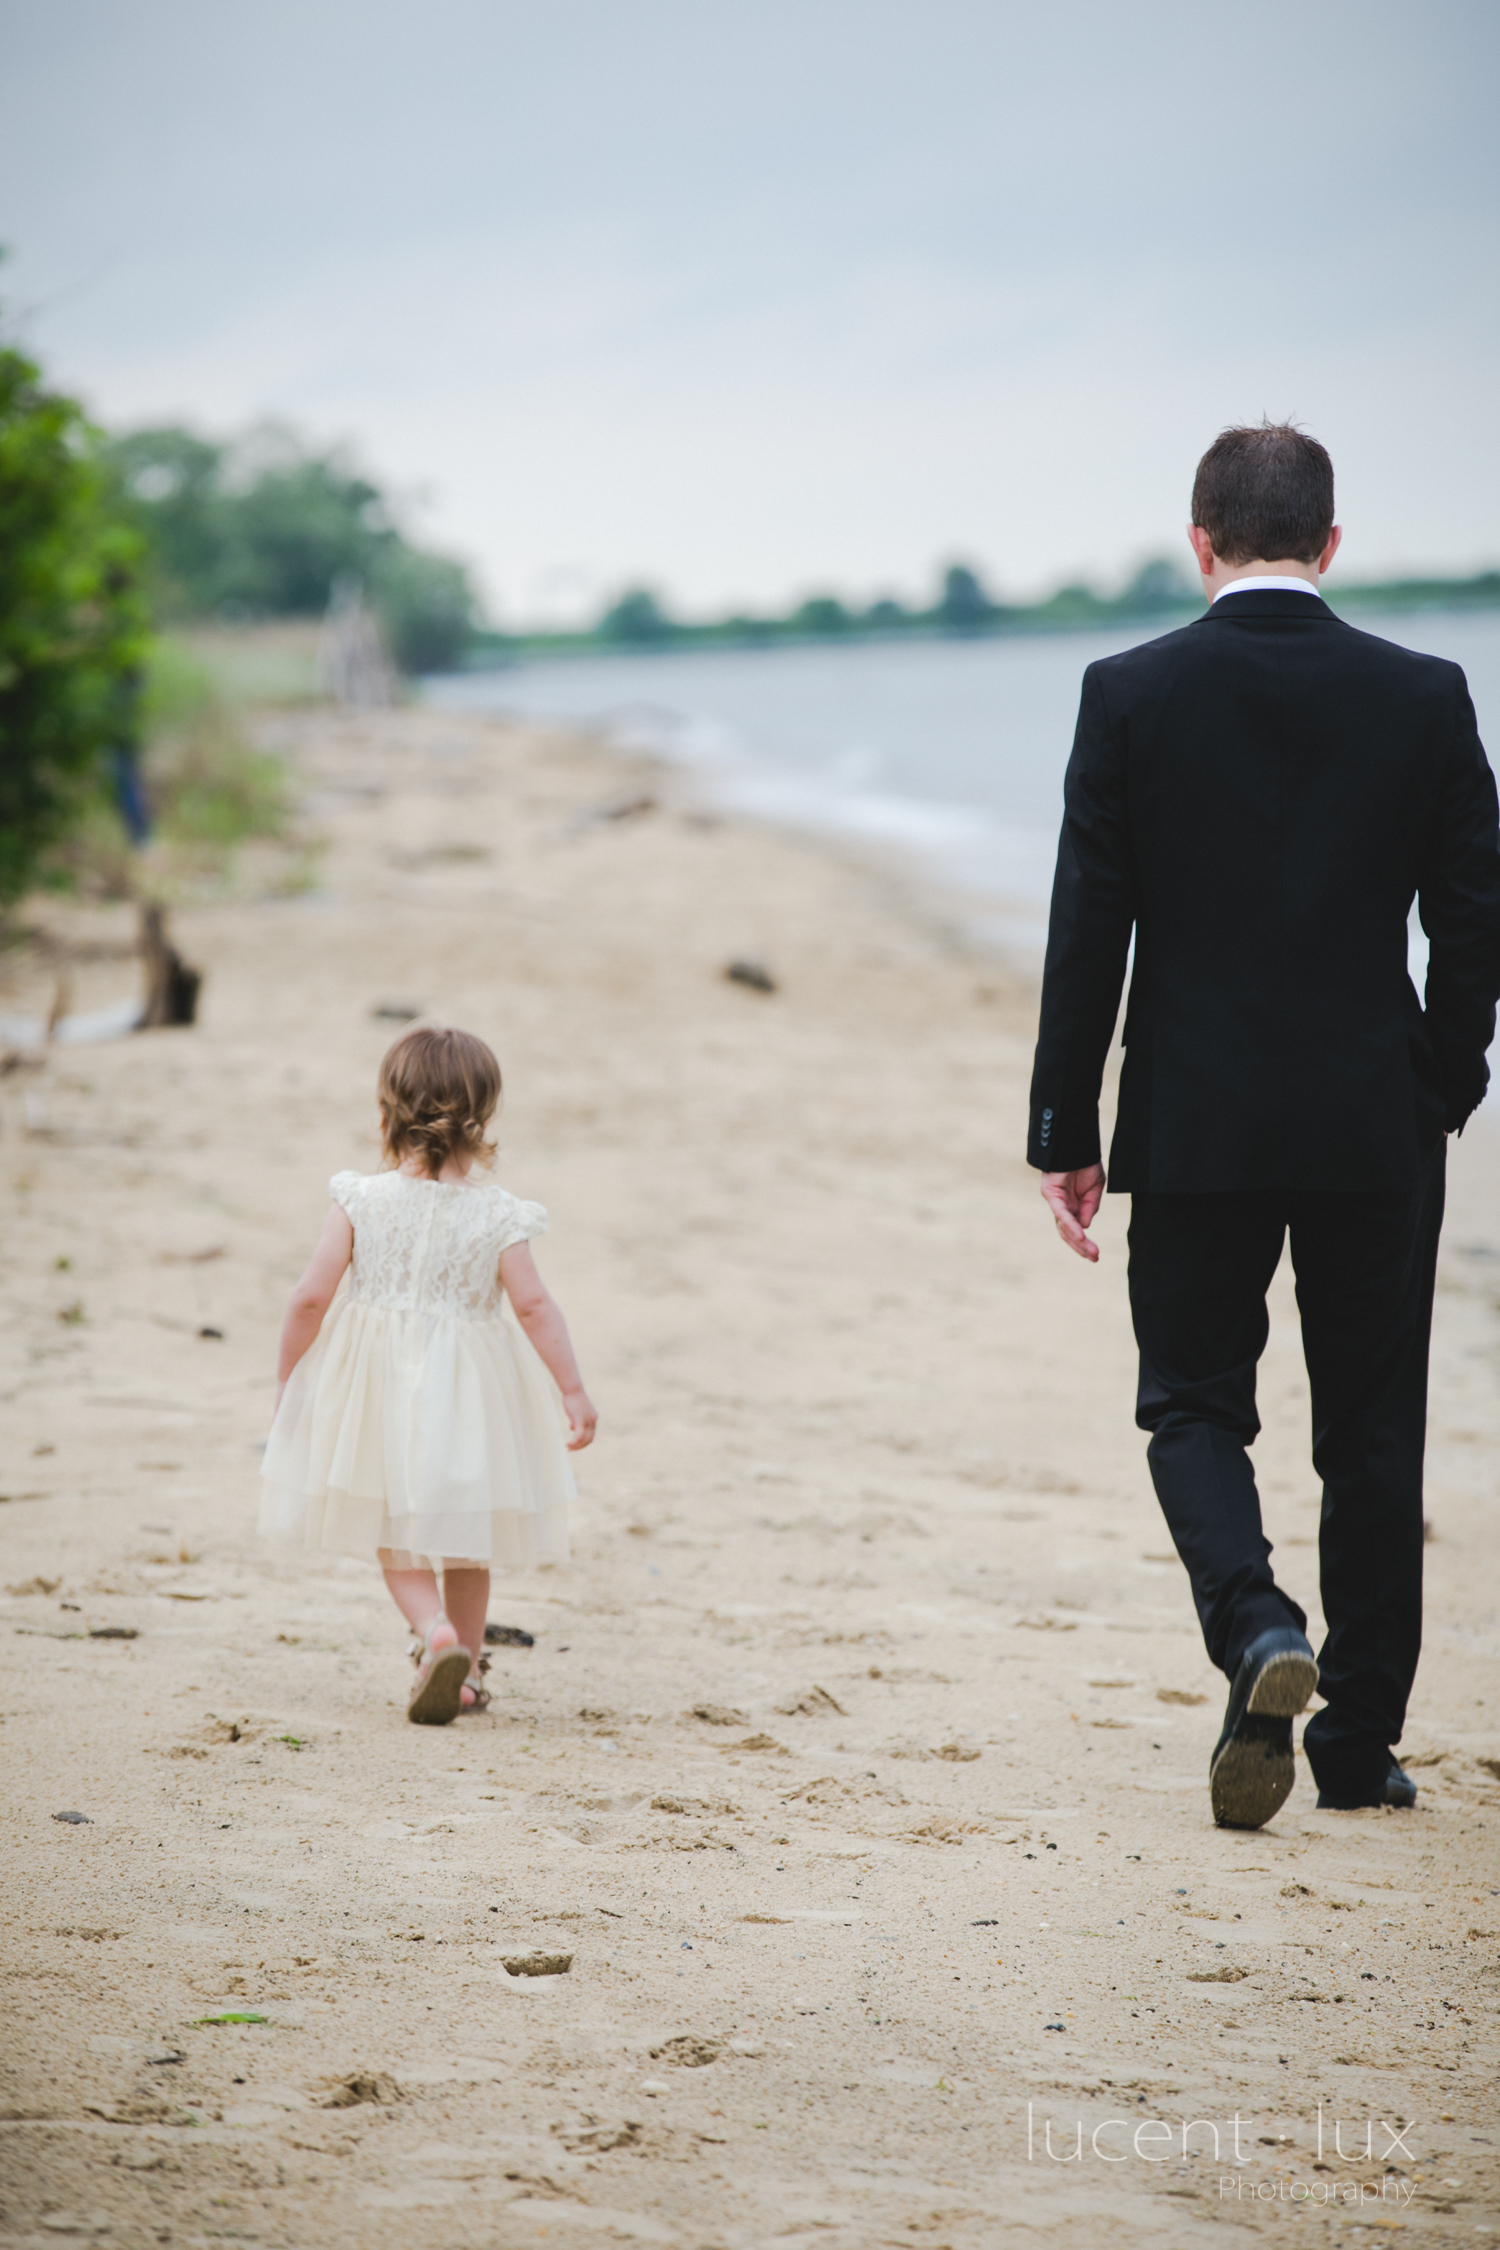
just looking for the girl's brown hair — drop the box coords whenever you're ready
[377,1026,502,1177]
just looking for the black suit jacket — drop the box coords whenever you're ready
[1027,591,1500,1193]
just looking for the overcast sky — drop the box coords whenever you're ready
[2,0,1497,624]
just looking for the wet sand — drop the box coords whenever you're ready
[2,703,1498,2246]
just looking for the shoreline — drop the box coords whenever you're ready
[2,703,1497,2244]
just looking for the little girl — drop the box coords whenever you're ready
[260,1025,596,1725]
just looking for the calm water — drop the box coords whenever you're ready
[428,609,1500,958]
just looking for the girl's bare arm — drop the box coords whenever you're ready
[275,1205,354,1408]
[499,1241,597,1449]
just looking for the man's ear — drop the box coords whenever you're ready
[1187,524,1217,578]
[1319,525,1342,575]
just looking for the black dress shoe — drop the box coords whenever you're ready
[1315,1760,1417,1811]
[1209,1626,1319,1830]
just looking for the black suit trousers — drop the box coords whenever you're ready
[1127,1141,1446,1798]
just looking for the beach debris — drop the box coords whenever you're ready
[8,1576,62,1596]
[388,842,490,870]
[690,1702,749,1727]
[1044,2021,1066,2033]
[318,2070,402,2108]
[724,1733,788,1755]
[935,1741,981,1762]
[200,1717,258,1746]
[776,1685,847,1719]
[724,958,776,994]
[192,2010,268,2026]
[1,996,140,1050]
[86,2095,176,2126]
[372,1002,423,1022]
[145,2048,186,2067]
[1477,1757,1500,1782]
[573,791,658,832]
[56,1299,85,1326]
[500,1948,573,1977]
[1187,1967,1248,1983]
[197,1325,225,1340]
[52,1810,91,1825]
[157,1244,226,1265]
[88,1626,138,1641]
[1157,1688,1209,1706]
[484,1622,535,1647]
[321,578,398,707]
[640,2079,671,2096]
[139,903,201,1029]
[559,2119,643,2154]
[649,2036,721,2068]
[908,1815,988,1846]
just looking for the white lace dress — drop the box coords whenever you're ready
[259,1170,573,1569]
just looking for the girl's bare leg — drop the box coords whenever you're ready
[441,1566,490,1656]
[441,1566,491,1700]
[382,1563,449,1641]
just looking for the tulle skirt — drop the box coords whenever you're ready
[259,1298,573,1570]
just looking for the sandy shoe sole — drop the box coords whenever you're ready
[1245,1648,1319,1719]
[408,1646,471,1726]
[1211,1715,1296,1828]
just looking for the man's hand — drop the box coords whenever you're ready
[1040,1164,1106,1262]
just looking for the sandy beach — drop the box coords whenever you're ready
[2,701,1498,2247]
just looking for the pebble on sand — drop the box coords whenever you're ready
[500,1949,574,1977]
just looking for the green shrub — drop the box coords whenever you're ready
[0,343,148,910]
[140,640,288,850]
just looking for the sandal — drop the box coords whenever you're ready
[459,1650,492,1714]
[407,1616,472,1727]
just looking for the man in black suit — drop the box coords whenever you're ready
[1028,423,1500,1829]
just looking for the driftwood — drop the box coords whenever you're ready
[138,903,202,1029]
[320,577,398,708]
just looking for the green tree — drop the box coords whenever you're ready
[102,420,479,672]
[936,562,993,630]
[1117,557,1195,613]
[790,595,852,636]
[0,343,147,909]
[371,545,477,673]
[598,587,675,643]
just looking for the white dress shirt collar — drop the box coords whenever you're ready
[1213,576,1322,602]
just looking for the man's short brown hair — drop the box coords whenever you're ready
[1191,422,1335,565]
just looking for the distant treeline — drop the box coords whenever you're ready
[102,419,1500,675]
[476,557,1500,665]
[102,422,479,674]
